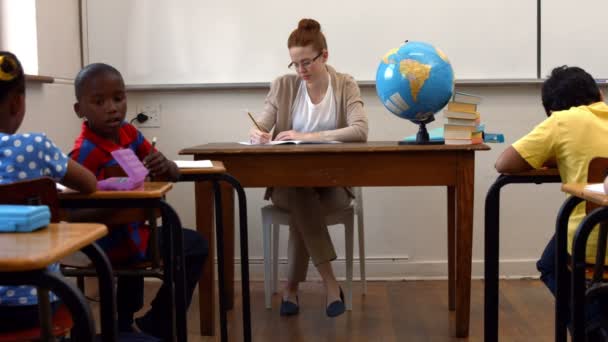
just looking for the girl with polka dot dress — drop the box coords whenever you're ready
[0,51,96,332]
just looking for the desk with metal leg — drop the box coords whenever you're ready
[558,184,608,342]
[178,161,251,342]
[0,223,114,341]
[484,169,561,342]
[59,182,187,342]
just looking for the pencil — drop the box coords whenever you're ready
[247,112,266,132]
[149,137,157,156]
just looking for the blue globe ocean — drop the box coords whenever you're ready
[376,41,454,124]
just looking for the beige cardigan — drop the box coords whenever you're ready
[256,65,368,142]
[256,65,369,199]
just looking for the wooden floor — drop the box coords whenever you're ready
[92,279,555,341]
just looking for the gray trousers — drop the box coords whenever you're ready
[271,187,351,282]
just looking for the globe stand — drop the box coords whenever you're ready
[399,122,444,145]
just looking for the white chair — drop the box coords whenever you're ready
[261,187,366,310]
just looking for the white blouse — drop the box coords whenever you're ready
[291,74,337,133]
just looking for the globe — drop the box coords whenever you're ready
[376,41,454,143]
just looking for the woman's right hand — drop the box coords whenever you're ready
[249,127,271,144]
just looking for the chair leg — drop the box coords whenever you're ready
[262,213,273,310]
[345,219,354,311]
[272,224,280,295]
[357,213,366,295]
[77,275,85,294]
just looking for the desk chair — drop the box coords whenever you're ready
[0,305,72,342]
[581,157,608,279]
[261,187,366,310]
[0,177,72,339]
[570,158,608,340]
[60,166,163,290]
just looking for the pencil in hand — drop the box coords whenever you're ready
[149,136,157,156]
[247,112,266,132]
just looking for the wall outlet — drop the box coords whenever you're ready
[137,104,161,127]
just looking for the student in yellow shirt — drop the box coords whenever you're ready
[496,65,608,339]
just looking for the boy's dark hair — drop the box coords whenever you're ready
[0,51,25,103]
[542,65,602,116]
[74,63,123,100]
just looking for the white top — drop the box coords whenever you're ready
[291,74,337,133]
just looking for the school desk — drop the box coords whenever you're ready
[178,161,251,342]
[483,169,561,342]
[58,182,188,342]
[557,183,608,342]
[0,222,112,341]
[180,141,490,338]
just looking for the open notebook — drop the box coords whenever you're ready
[239,140,342,145]
[174,160,213,168]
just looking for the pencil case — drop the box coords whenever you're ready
[483,132,505,143]
[0,205,51,232]
[97,149,149,191]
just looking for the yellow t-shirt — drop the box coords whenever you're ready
[513,101,608,264]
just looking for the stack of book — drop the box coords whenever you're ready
[443,92,483,145]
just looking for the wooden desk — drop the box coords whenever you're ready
[483,169,561,342]
[179,160,227,176]
[58,182,188,342]
[0,223,106,271]
[59,182,173,200]
[0,223,110,341]
[180,141,490,337]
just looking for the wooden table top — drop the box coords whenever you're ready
[58,182,173,200]
[180,141,491,155]
[178,161,226,175]
[562,183,608,206]
[0,223,107,271]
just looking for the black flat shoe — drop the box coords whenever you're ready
[326,287,345,317]
[280,296,299,316]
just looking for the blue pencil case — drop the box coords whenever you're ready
[0,205,51,232]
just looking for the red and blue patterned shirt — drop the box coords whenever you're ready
[70,121,155,264]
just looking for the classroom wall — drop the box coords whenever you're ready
[19,0,81,151]
[127,84,575,280]
[16,3,590,281]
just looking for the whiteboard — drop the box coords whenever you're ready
[542,0,608,79]
[84,0,537,85]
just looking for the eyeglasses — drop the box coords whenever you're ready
[288,52,323,70]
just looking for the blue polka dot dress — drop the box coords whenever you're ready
[0,132,68,306]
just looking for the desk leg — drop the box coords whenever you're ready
[81,243,117,342]
[161,200,188,342]
[194,181,235,337]
[484,177,503,342]
[220,183,235,310]
[37,287,53,342]
[447,185,456,311]
[570,207,608,341]
[195,181,216,336]
[214,180,229,342]
[555,196,582,342]
[455,152,474,338]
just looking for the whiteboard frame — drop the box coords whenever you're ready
[81,0,552,90]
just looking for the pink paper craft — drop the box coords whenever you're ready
[97,149,149,190]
